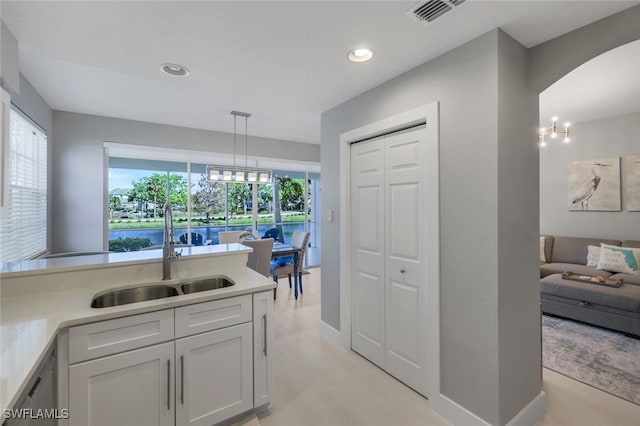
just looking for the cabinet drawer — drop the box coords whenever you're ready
[69,310,174,364]
[175,295,252,338]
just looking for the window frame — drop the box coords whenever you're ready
[0,104,48,262]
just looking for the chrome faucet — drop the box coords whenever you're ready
[162,201,179,280]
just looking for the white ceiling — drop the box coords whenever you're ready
[2,1,637,144]
[540,39,640,126]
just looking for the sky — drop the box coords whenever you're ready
[108,169,196,192]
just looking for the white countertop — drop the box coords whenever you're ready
[0,244,250,277]
[0,245,275,413]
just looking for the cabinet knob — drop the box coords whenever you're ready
[400,269,406,274]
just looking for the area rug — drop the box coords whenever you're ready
[542,315,640,405]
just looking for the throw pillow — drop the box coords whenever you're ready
[596,244,640,275]
[540,237,546,263]
[586,245,601,268]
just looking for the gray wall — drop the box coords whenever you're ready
[528,5,640,93]
[51,111,320,253]
[496,33,541,425]
[1,20,20,92]
[321,29,540,425]
[540,113,640,240]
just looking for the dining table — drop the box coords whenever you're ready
[271,242,303,299]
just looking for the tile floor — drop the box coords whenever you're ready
[258,268,640,426]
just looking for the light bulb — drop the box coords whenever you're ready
[348,48,374,63]
[223,170,232,181]
[551,132,557,139]
[235,171,245,182]
[248,172,257,182]
[563,137,570,143]
[539,128,546,134]
[259,173,269,183]
[564,122,571,128]
[551,116,558,122]
[539,141,547,148]
[208,169,220,181]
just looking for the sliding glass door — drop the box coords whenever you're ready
[107,158,320,266]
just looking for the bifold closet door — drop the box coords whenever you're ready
[384,128,428,396]
[350,137,386,368]
[350,126,428,396]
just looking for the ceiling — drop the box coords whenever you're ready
[2,1,637,145]
[540,39,640,126]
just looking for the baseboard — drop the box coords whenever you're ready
[430,390,546,426]
[317,319,346,350]
[506,391,547,426]
[430,394,491,426]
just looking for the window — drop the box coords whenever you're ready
[0,107,47,262]
[105,154,320,265]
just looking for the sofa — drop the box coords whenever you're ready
[539,236,640,336]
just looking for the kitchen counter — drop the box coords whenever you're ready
[0,244,276,413]
[0,244,250,277]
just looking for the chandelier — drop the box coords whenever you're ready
[539,116,570,147]
[206,111,273,184]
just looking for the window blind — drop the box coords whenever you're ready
[0,107,47,262]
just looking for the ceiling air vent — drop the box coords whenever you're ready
[407,0,466,23]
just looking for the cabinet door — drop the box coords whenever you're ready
[253,291,274,408]
[68,342,174,426]
[175,323,253,426]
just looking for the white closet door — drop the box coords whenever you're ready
[350,137,386,368]
[384,127,428,395]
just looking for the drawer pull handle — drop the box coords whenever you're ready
[263,314,268,357]
[180,355,184,405]
[579,301,588,306]
[167,359,171,410]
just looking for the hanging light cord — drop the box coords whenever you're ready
[245,115,249,168]
[233,113,237,168]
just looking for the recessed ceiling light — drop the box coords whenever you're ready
[160,63,190,77]
[348,48,374,63]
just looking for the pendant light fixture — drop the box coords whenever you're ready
[538,116,571,147]
[206,111,273,184]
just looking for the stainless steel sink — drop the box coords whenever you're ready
[91,285,180,308]
[90,276,235,308]
[181,277,235,294]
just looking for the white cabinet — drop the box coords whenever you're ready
[69,310,174,363]
[252,291,273,408]
[64,292,273,426]
[69,341,174,426]
[175,323,253,426]
[175,295,252,338]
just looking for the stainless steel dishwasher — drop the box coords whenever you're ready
[4,349,57,426]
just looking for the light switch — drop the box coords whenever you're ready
[327,209,333,222]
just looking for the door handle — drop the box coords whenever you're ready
[167,359,171,410]
[180,355,184,405]
[262,314,268,357]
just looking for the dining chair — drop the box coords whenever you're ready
[242,238,276,299]
[270,230,310,297]
[262,227,284,243]
[179,232,204,246]
[218,230,244,243]
[241,238,274,277]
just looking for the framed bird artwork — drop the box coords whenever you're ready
[568,156,621,211]
[625,154,640,211]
